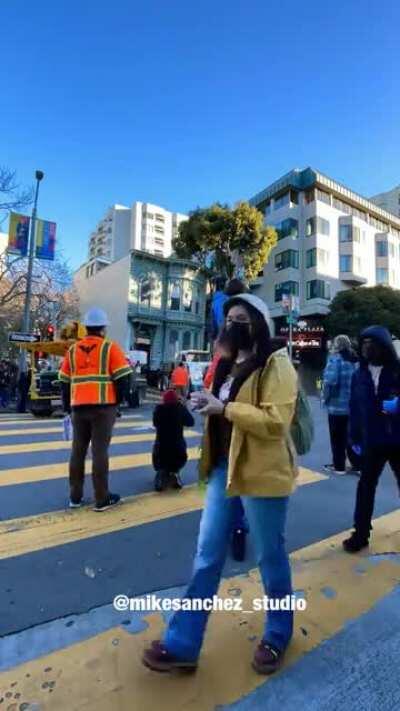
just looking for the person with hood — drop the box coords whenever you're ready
[322,334,360,475]
[152,389,195,491]
[143,293,298,675]
[343,326,400,553]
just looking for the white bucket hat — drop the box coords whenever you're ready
[224,293,272,330]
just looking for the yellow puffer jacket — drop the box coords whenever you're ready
[199,348,298,497]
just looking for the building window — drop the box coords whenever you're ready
[370,217,388,232]
[376,268,389,284]
[340,255,353,273]
[155,213,165,222]
[275,250,299,271]
[389,243,395,259]
[275,281,299,303]
[316,188,331,205]
[306,248,329,269]
[339,224,360,242]
[154,250,164,257]
[332,198,351,215]
[304,189,315,204]
[182,331,191,350]
[169,330,179,360]
[155,238,164,246]
[376,241,388,258]
[274,192,290,211]
[306,248,316,268]
[182,281,193,312]
[143,212,154,220]
[170,282,181,311]
[276,218,298,240]
[155,225,164,234]
[193,332,199,349]
[140,278,152,307]
[306,216,330,237]
[306,280,331,300]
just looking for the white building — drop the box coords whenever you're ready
[370,186,400,218]
[249,168,400,343]
[87,202,187,263]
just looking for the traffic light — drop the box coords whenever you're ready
[46,325,55,341]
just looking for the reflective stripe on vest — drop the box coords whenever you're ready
[69,339,114,406]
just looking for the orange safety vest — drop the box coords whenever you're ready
[59,336,132,406]
[171,366,189,387]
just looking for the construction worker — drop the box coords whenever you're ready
[170,361,190,399]
[59,308,132,511]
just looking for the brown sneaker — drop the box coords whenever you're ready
[252,641,285,675]
[142,641,198,673]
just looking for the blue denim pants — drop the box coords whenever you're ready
[163,460,293,661]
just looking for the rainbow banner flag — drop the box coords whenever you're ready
[8,212,30,257]
[35,219,56,261]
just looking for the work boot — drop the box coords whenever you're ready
[343,531,369,553]
[142,641,197,673]
[231,528,246,561]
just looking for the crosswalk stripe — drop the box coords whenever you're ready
[1,509,399,708]
[0,447,201,486]
[0,429,201,455]
[0,419,155,437]
[0,468,326,560]
[0,413,144,427]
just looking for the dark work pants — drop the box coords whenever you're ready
[354,447,400,538]
[70,406,117,504]
[328,415,361,471]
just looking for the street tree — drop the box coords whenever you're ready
[326,285,400,339]
[173,201,277,282]
[0,166,32,228]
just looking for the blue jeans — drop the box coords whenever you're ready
[163,461,293,661]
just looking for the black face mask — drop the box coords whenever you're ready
[224,322,254,351]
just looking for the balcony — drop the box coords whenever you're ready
[340,271,367,286]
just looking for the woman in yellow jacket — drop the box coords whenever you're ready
[143,293,298,675]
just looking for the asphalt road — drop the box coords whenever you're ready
[0,396,399,711]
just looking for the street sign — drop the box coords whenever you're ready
[8,332,41,344]
[286,315,298,326]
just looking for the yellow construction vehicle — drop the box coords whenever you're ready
[20,321,86,417]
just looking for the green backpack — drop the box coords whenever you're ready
[290,388,314,455]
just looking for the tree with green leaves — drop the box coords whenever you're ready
[173,201,277,282]
[326,285,400,339]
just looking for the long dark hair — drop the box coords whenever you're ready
[212,300,272,403]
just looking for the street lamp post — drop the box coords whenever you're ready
[22,170,44,336]
[17,170,44,412]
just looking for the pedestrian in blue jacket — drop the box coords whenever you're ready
[322,335,360,475]
[343,326,400,552]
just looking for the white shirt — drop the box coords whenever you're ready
[368,365,383,394]
[219,376,234,404]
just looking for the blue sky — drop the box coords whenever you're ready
[1,0,399,269]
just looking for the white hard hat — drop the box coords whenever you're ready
[83,307,109,327]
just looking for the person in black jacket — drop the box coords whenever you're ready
[343,325,400,553]
[152,389,195,491]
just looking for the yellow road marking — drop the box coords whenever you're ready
[0,468,325,558]
[1,510,398,710]
[0,448,201,487]
[0,430,200,455]
[0,420,154,437]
